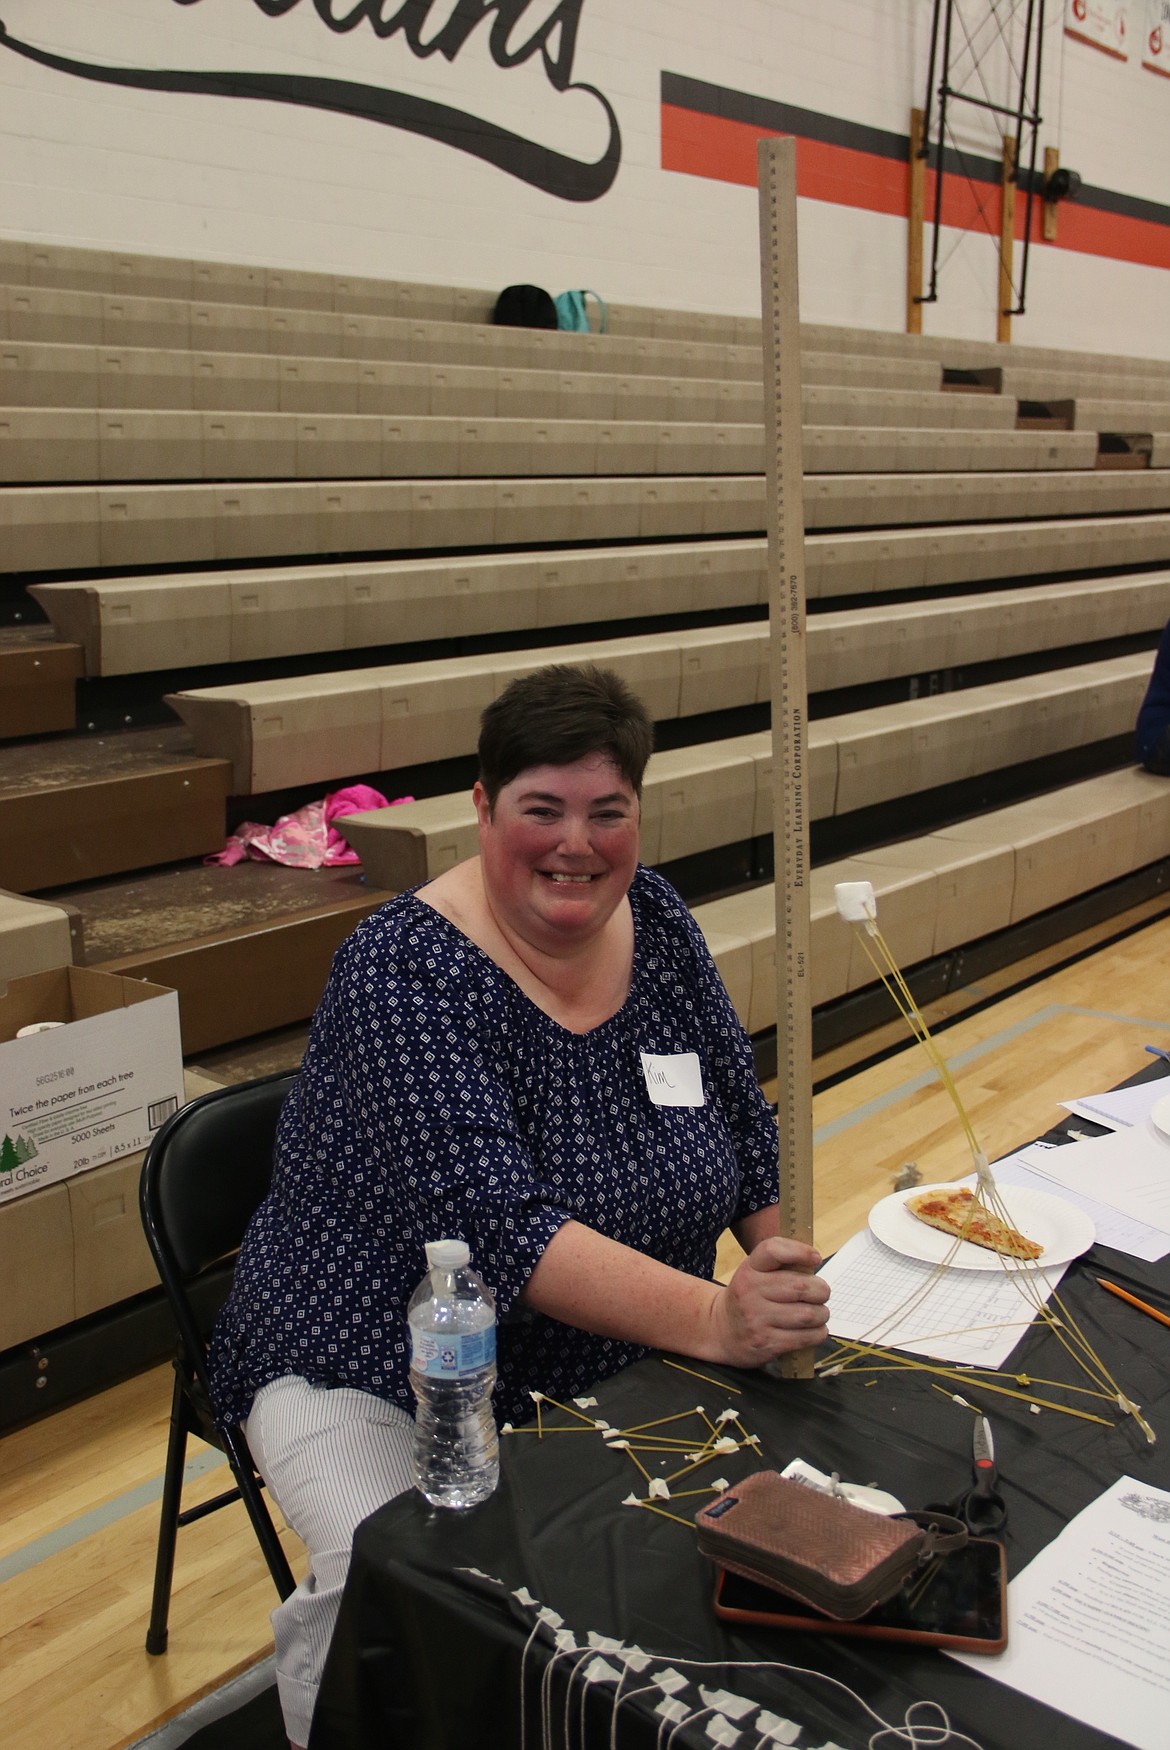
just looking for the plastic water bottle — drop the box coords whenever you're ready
[408,1238,499,1508]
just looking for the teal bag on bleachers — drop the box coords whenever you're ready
[554,289,606,334]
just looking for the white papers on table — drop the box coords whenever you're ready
[1061,1081,1167,1132]
[999,1147,1170,1264]
[949,1476,1170,1750]
[820,1228,1066,1368]
[1019,1124,1170,1246]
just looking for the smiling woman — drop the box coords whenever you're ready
[424,665,648,1023]
[206,662,827,1748]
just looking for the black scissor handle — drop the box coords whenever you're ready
[963,1415,1007,1533]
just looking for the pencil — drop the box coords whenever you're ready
[1096,1277,1170,1331]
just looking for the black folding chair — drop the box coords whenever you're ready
[139,1070,298,1655]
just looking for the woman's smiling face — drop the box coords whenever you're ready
[474,754,640,952]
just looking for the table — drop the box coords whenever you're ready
[312,1108,1170,1750]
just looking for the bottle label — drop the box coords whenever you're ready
[411,1324,496,1377]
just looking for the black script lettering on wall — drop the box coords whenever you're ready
[0,1,620,201]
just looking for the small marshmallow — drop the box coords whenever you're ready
[834,880,876,922]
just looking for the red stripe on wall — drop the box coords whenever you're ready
[1050,200,1170,268]
[1065,27,1129,59]
[661,102,1170,273]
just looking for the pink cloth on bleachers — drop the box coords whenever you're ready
[207,785,413,869]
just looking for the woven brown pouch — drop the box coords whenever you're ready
[695,1472,966,1621]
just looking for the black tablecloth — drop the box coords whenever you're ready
[313,1073,1170,1750]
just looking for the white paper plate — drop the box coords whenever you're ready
[868,1182,1095,1272]
[1150,1094,1170,1143]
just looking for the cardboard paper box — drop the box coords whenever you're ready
[69,1151,162,1322]
[1,1068,224,1351]
[0,965,184,1206]
[0,1180,74,1348]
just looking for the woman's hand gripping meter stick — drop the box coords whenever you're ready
[715,1237,829,1368]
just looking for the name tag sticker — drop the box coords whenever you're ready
[640,1051,705,1108]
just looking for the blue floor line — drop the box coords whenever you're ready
[0,1445,227,1585]
[813,1003,1168,1145]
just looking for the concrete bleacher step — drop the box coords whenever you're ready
[0,237,496,321]
[981,363,1170,406]
[800,321,1170,386]
[6,266,1161,409]
[13,242,1170,393]
[9,240,1170,392]
[165,624,770,794]
[6,467,1170,576]
[805,385,1014,429]
[0,282,971,396]
[0,407,1101,485]
[29,563,1168,707]
[806,510,1170,596]
[807,572,1170,689]
[30,517,1170,677]
[0,726,231,893]
[1,339,1015,431]
[0,625,83,737]
[0,237,754,344]
[165,630,1153,803]
[0,474,763,572]
[1070,395,1170,433]
[29,540,767,674]
[0,283,770,382]
[801,466,1170,531]
[0,888,80,983]
[819,650,1148,814]
[340,648,1156,894]
[800,427,1096,475]
[0,337,759,419]
[693,766,1170,1028]
[52,861,393,1053]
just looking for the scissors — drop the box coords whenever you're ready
[927,1415,1007,1537]
[954,1416,1007,1536]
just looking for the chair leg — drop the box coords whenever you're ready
[146,1367,191,1655]
[222,1424,297,1601]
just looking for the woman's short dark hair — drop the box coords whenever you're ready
[477,664,654,808]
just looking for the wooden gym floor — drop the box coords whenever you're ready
[3,901,1169,1750]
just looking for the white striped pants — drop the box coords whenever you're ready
[246,1375,415,1748]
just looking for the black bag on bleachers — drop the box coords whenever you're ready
[492,285,558,329]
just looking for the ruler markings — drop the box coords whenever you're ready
[758,138,815,1379]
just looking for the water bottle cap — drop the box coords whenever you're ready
[425,1238,470,1272]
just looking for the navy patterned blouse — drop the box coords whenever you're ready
[209,865,779,1429]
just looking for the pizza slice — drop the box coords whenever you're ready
[905,1186,1043,1261]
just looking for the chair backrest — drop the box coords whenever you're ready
[140,1070,296,1283]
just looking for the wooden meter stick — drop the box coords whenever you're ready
[757,138,815,1379]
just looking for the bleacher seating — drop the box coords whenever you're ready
[695,766,1170,1026]
[2,236,1169,1070]
[161,638,1149,801]
[6,469,1170,578]
[0,408,1104,483]
[24,526,1170,679]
